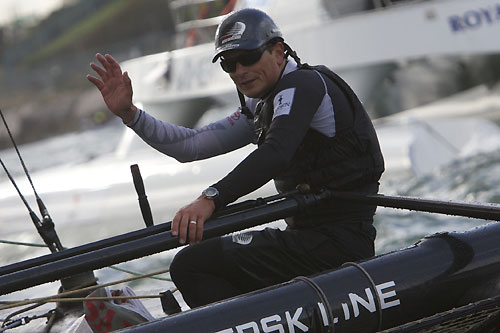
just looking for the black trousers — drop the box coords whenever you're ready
[169,221,376,308]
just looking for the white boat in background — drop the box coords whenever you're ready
[376,83,500,177]
[121,0,500,127]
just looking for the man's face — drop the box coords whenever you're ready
[221,43,285,98]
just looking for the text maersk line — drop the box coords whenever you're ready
[216,280,400,333]
[449,3,500,32]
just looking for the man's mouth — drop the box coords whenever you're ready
[239,78,255,87]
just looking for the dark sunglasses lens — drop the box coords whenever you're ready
[238,51,262,66]
[220,59,236,73]
[220,47,267,73]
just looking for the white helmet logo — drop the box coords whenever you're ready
[221,22,246,44]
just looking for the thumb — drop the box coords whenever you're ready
[124,71,131,83]
[123,71,133,93]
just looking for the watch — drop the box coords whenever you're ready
[202,186,219,200]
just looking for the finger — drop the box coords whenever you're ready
[105,54,122,77]
[188,218,198,245]
[171,214,180,237]
[96,53,113,74]
[124,71,133,90]
[178,215,189,245]
[86,75,104,91]
[195,219,204,244]
[90,62,107,80]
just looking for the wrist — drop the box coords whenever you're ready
[201,196,216,210]
[201,186,220,211]
[120,105,137,124]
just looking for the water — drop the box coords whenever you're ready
[375,150,500,251]
[0,118,124,182]
[0,103,499,327]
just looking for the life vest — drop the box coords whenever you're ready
[254,64,385,194]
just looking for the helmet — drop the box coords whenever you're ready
[212,8,282,63]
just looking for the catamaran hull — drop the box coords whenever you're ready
[124,222,500,332]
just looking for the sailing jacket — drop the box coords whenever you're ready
[127,60,384,227]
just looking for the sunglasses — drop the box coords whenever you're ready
[220,44,272,73]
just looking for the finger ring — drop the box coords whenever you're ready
[189,221,197,225]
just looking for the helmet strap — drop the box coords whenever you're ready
[283,42,301,66]
[237,89,254,119]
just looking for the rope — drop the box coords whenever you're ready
[43,309,58,333]
[1,303,46,327]
[30,295,162,304]
[0,240,47,248]
[0,310,55,333]
[0,238,173,280]
[108,265,172,282]
[293,276,335,332]
[341,262,383,331]
[0,267,173,311]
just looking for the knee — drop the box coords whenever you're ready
[170,243,212,284]
[169,247,192,285]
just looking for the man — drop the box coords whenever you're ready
[87,8,384,309]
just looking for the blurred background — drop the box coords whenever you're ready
[0,2,499,329]
[1,0,500,148]
[0,0,176,147]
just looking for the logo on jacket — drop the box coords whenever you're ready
[221,22,246,44]
[232,232,253,245]
[273,88,295,119]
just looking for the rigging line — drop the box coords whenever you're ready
[21,295,162,304]
[108,265,172,282]
[0,267,173,311]
[0,157,59,253]
[0,109,39,198]
[1,303,46,327]
[0,239,47,248]
[0,109,62,252]
[0,309,56,332]
[0,289,178,311]
[44,309,58,333]
[0,158,37,219]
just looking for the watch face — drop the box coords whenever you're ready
[203,187,218,199]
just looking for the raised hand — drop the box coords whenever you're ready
[87,53,137,123]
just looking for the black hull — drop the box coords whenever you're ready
[123,222,500,332]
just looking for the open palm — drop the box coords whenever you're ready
[87,53,136,123]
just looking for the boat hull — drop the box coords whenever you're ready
[124,222,500,332]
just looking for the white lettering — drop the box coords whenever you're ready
[218,280,402,332]
[236,322,259,333]
[317,302,338,326]
[317,302,329,326]
[377,281,401,309]
[261,314,284,333]
[285,307,309,332]
[341,302,350,320]
[349,288,376,317]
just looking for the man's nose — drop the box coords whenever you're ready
[234,62,247,74]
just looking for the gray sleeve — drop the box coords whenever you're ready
[127,109,256,162]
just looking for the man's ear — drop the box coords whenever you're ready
[274,42,286,66]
